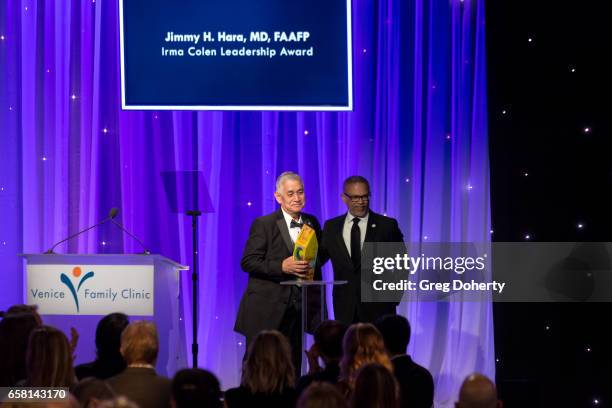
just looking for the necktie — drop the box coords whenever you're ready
[351,217,361,272]
[290,220,303,229]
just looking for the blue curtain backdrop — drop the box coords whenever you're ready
[0,0,492,405]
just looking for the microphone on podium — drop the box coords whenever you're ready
[44,208,151,255]
[110,214,151,255]
[44,208,119,254]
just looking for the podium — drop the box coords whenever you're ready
[21,254,188,377]
[280,280,347,374]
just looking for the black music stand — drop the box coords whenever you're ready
[162,171,214,368]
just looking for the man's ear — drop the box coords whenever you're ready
[274,192,282,205]
[341,193,348,206]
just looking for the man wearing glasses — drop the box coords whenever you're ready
[320,176,404,324]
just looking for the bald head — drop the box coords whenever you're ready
[456,374,500,408]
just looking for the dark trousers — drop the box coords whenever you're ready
[278,303,302,376]
[243,303,303,378]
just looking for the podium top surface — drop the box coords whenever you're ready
[20,253,188,270]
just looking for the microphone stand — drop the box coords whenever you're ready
[186,209,202,368]
[110,219,151,255]
[44,208,118,254]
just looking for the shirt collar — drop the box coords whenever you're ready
[128,363,155,369]
[281,208,302,226]
[345,211,369,225]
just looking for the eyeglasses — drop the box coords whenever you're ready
[343,193,370,203]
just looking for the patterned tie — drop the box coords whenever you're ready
[351,217,361,272]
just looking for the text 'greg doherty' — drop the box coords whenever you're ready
[372,253,487,275]
[372,279,506,294]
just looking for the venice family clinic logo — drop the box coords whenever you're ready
[60,266,95,312]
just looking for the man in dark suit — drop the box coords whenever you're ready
[320,175,404,324]
[75,313,129,380]
[107,321,171,408]
[376,314,435,408]
[234,172,323,374]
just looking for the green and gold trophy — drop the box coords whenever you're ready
[293,224,318,281]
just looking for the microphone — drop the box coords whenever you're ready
[109,212,151,255]
[45,208,118,254]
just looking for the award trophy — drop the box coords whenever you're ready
[292,224,317,281]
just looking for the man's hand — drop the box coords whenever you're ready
[305,343,322,374]
[282,256,310,277]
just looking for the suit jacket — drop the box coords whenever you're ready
[320,211,404,324]
[107,367,171,408]
[392,355,434,408]
[75,357,126,380]
[224,386,298,408]
[295,362,341,395]
[234,209,323,340]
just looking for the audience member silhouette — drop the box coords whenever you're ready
[225,330,297,408]
[2,304,79,359]
[72,377,115,408]
[0,304,504,408]
[375,314,434,408]
[1,303,43,325]
[25,325,76,387]
[97,396,139,408]
[0,310,40,386]
[171,368,222,408]
[338,323,392,395]
[296,382,348,408]
[456,374,503,408]
[76,313,129,380]
[351,363,400,408]
[297,320,348,395]
[107,321,171,408]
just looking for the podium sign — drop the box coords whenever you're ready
[21,254,188,376]
[27,264,154,316]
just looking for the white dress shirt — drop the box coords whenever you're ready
[342,211,369,256]
[281,208,303,243]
